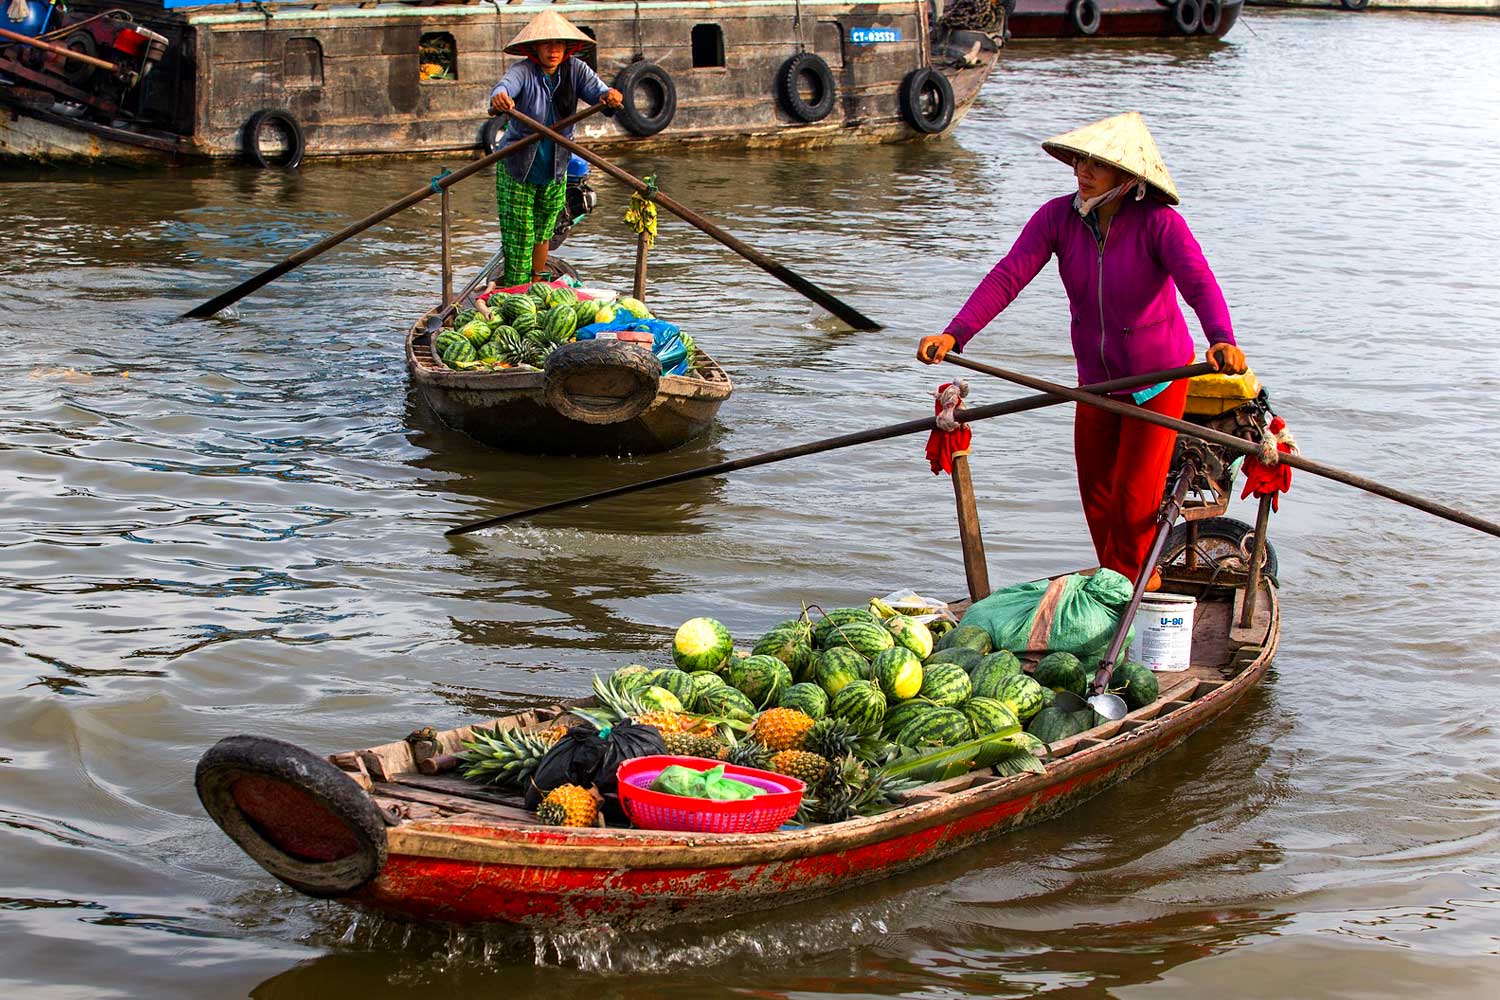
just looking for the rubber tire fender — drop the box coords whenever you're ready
[775,52,837,124]
[244,109,306,169]
[1339,0,1369,8]
[195,735,388,898]
[1199,0,1223,33]
[1070,0,1102,35]
[1172,0,1203,34]
[479,113,509,154]
[543,339,662,425]
[1161,516,1280,585]
[613,61,677,137]
[898,68,955,135]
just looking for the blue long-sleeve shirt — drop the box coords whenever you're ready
[489,57,609,185]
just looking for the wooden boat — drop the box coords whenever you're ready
[2,0,1002,165]
[1004,0,1245,39]
[407,262,733,456]
[196,563,1278,928]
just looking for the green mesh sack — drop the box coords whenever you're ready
[958,569,1135,664]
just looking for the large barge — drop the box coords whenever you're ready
[0,0,1003,165]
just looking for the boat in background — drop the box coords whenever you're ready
[1002,0,1244,39]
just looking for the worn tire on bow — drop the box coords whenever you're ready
[1171,0,1203,34]
[1199,0,1223,33]
[898,68,955,135]
[543,339,662,424]
[775,52,837,124]
[1070,0,1102,35]
[244,109,305,169]
[613,62,677,137]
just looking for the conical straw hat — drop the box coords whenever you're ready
[1041,111,1180,205]
[504,10,594,56]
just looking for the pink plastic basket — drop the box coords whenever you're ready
[616,755,804,834]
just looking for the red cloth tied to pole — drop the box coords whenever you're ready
[926,380,972,475]
[1240,415,1295,511]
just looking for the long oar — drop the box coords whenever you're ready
[445,361,1215,537]
[944,354,1500,540]
[503,108,880,332]
[181,104,607,320]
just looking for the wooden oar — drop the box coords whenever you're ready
[503,108,881,332]
[180,104,607,320]
[444,361,1215,537]
[944,354,1500,540]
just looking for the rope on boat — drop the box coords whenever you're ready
[429,167,452,194]
[935,380,969,431]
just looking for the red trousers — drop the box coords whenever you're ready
[1074,378,1190,583]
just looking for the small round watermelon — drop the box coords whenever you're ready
[695,684,756,722]
[610,664,652,689]
[815,646,870,696]
[778,682,828,720]
[829,679,887,736]
[686,670,728,706]
[871,647,924,701]
[1035,651,1088,697]
[752,625,814,682]
[673,617,734,673]
[895,706,972,748]
[992,673,1046,722]
[918,662,972,707]
[970,650,1023,698]
[936,624,993,655]
[881,698,937,738]
[728,654,793,708]
[960,697,1020,737]
[924,646,982,672]
[883,615,934,660]
[1112,660,1159,710]
[637,685,684,713]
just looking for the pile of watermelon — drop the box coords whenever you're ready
[432,283,658,372]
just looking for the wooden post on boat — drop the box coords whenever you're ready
[1239,493,1274,629]
[951,450,991,603]
[440,186,453,307]
[633,231,649,302]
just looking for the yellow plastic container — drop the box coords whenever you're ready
[1184,369,1261,417]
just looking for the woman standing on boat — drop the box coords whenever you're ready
[918,112,1248,591]
[487,11,623,287]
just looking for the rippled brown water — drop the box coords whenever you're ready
[3,10,1499,997]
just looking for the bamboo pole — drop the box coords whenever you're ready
[440,186,453,307]
[1239,494,1274,629]
[950,451,990,602]
[633,231,649,302]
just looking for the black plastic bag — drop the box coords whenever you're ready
[524,725,607,809]
[595,719,667,796]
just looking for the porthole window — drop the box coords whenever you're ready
[691,24,725,68]
[419,32,457,83]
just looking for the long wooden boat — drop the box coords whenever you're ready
[1245,0,1497,12]
[196,565,1278,928]
[1004,0,1245,39]
[407,264,733,456]
[1,0,1003,165]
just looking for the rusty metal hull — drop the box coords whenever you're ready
[1006,0,1244,39]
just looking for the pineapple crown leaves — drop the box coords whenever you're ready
[804,716,888,764]
[579,673,743,734]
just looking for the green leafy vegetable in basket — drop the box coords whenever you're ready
[650,764,764,801]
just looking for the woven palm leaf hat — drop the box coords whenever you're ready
[1041,111,1180,206]
[504,10,594,56]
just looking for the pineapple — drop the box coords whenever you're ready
[536,784,600,827]
[536,724,568,746]
[800,754,913,824]
[663,730,727,759]
[722,734,772,771]
[749,708,816,751]
[579,674,710,736]
[804,717,889,764]
[769,749,831,786]
[458,726,549,787]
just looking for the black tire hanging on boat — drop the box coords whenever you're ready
[243,109,306,169]
[774,52,837,124]
[1199,0,1223,33]
[1070,0,1102,35]
[194,735,389,898]
[613,61,677,137]
[479,114,509,154]
[898,68,955,135]
[1160,516,1280,584]
[1171,0,1203,34]
[543,339,662,425]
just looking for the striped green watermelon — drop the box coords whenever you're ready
[812,608,882,649]
[694,684,756,722]
[458,319,493,346]
[572,299,600,327]
[1112,660,1159,710]
[616,295,652,319]
[537,306,577,343]
[991,673,1046,721]
[918,663,973,707]
[474,338,503,362]
[545,284,579,309]
[924,646,982,672]
[881,698,938,738]
[829,679,886,736]
[936,624,992,655]
[440,337,477,367]
[1026,705,1095,744]
[502,295,538,334]
[1035,652,1088,697]
[883,615,934,660]
[819,619,895,660]
[727,654,792,708]
[960,697,1020,737]
[526,281,554,305]
[778,682,828,720]
[970,650,1023,698]
[895,706,972,748]
[650,669,696,706]
[752,625,814,682]
[686,670,728,707]
[814,647,870,696]
[672,617,734,673]
[871,647,923,701]
[637,685,684,713]
[610,664,651,690]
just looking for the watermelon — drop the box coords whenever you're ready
[812,608,883,650]
[881,698,938,738]
[918,662,972,707]
[1039,686,1057,709]
[637,686,684,713]
[936,624,992,655]
[727,654,792,708]
[814,647,870,696]
[895,706,972,748]
[592,302,617,325]
[1112,661,1159,710]
[752,625,814,682]
[960,697,1020,737]
[545,284,579,309]
[829,679,886,736]
[1035,652,1088,697]
[610,664,651,689]
[695,684,755,722]
[778,682,828,720]
[476,339,504,362]
[673,617,734,673]
[616,295,652,319]
[458,319,493,346]
[819,619,895,660]
[970,650,1023,698]
[871,647,924,702]
[527,281,554,305]
[440,337,477,367]
[537,306,578,343]
[924,646,981,672]
[883,615,934,660]
[649,668,696,705]
[686,670,727,705]
[572,299,600,327]
[433,329,465,357]
[1026,706,1096,744]
[502,294,537,331]
[991,673,1047,722]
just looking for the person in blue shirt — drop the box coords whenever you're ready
[488,11,622,287]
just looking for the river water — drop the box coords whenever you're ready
[3,9,1499,997]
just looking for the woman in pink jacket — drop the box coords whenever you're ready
[918,112,1248,591]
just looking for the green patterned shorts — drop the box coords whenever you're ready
[496,168,566,286]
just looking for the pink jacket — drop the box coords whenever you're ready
[946,194,1236,389]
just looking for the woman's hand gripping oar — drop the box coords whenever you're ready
[444,361,1215,537]
[501,107,881,332]
[943,354,1500,540]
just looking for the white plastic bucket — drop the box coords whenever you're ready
[1128,593,1196,672]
